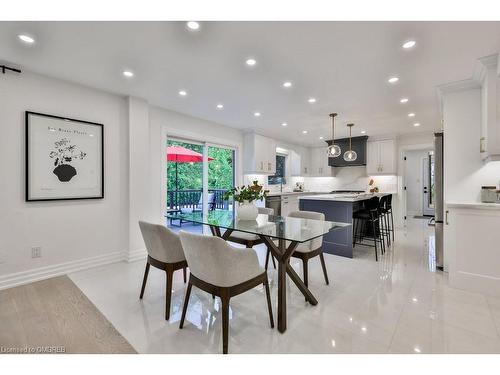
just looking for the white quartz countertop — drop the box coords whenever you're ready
[266,191,329,197]
[446,202,500,210]
[299,192,393,202]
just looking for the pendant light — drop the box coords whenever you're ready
[327,113,341,157]
[343,123,358,162]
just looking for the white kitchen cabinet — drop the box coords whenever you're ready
[281,195,299,217]
[300,147,310,176]
[289,150,302,176]
[446,204,500,296]
[366,139,396,175]
[477,55,500,162]
[243,133,277,174]
[308,147,335,177]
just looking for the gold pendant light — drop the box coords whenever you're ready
[343,123,358,162]
[327,113,341,157]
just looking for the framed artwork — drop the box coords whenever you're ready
[25,111,104,201]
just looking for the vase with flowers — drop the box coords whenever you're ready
[368,179,379,193]
[223,181,267,220]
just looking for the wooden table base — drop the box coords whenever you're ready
[207,224,318,333]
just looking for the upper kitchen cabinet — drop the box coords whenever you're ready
[243,133,277,174]
[309,147,335,177]
[366,139,396,175]
[477,54,500,162]
[289,147,311,176]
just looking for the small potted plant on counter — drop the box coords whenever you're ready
[223,181,267,220]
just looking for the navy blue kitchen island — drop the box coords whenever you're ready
[299,193,389,258]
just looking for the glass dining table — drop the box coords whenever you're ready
[165,210,350,333]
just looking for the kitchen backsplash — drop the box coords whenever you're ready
[244,166,398,193]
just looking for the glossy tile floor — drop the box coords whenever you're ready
[69,219,500,353]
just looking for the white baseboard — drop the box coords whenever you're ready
[0,251,125,291]
[126,249,147,263]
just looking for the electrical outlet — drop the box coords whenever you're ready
[31,246,42,258]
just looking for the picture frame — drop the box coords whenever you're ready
[25,111,104,201]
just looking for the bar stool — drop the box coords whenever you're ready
[352,197,385,261]
[378,195,391,248]
[385,194,395,242]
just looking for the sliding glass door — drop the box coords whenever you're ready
[165,137,235,232]
[208,144,235,212]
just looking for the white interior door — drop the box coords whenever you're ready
[422,155,435,216]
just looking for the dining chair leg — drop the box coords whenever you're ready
[139,262,150,299]
[264,279,274,328]
[319,252,329,285]
[183,267,187,283]
[165,266,173,320]
[179,281,192,329]
[221,289,230,354]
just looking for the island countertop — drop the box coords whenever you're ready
[299,192,393,202]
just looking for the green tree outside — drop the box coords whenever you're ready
[166,140,234,206]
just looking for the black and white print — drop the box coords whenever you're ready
[26,111,104,201]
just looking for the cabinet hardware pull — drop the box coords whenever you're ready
[445,210,449,225]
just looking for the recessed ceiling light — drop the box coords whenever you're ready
[361,130,366,134]
[319,136,324,140]
[216,104,223,109]
[308,97,317,103]
[186,21,200,31]
[302,130,308,134]
[178,90,187,96]
[388,77,399,84]
[400,98,409,103]
[122,70,134,78]
[403,40,416,49]
[246,58,257,66]
[18,34,35,44]
[408,113,415,117]
[283,81,292,88]
[281,122,287,127]
[413,123,421,127]
[254,112,261,117]
[412,297,419,302]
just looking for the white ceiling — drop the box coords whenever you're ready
[1,21,500,145]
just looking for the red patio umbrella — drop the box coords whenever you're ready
[167,145,213,208]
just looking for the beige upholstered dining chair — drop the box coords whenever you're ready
[178,231,274,354]
[288,211,329,288]
[138,221,188,320]
[226,206,277,269]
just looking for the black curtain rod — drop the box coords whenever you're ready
[1,65,22,74]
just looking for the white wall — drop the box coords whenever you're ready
[0,71,249,288]
[0,72,129,285]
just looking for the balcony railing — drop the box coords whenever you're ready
[167,189,230,210]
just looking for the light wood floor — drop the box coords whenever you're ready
[0,275,136,354]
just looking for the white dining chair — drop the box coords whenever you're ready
[178,231,274,354]
[288,211,329,288]
[226,206,277,269]
[138,221,188,320]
